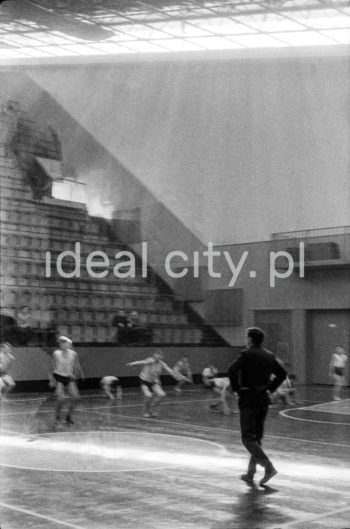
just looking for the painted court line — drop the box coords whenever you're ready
[97,412,350,449]
[274,505,350,528]
[0,502,84,529]
[280,408,350,426]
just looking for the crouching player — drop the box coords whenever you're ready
[272,374,296,405]
[100,376,122,400]
[209,376,235,415]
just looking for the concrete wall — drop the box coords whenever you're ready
[10,345,238,383]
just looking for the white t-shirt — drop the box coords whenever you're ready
[53,348,77,377]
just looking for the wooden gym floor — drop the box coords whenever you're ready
[1,384,349,529]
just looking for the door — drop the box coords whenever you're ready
[308,310,350,385]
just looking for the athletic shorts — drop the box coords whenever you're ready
[334,367,344,377]
[139,378,155,390]
[54,373,73,386]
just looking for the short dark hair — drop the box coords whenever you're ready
[247,327,265,346]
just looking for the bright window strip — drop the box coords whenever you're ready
[153,38,205,51]
[274,30,339,46]
[233,14,305,32]
[38,45,81,56]
[89,42,134,53]
[183,17,258,35]
[187,36,244,49]
[152,21,212,37]
[227,33,290,48]
[59,44,105,55]
[15,46,54,57]
[122,40,168,53]
[322,28,350,43]
[290,9,350,29]
[117,23,170,39]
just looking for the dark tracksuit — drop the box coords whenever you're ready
[228,347,287,471]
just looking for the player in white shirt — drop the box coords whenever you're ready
[127,351,183,417]
[100,376,122,400]
[329,346,348,400]
[209,376,234,415]
[173,356,193,392]
[0,342,16,400]
[50,336,84,426]
[202,365,218,388]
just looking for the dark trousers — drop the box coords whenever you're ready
[239,405,270,470]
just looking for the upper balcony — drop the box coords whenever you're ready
[271,226,350,272]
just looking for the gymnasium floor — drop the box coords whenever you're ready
[1,385,350,529]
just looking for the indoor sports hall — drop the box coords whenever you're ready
[0,1,349,528]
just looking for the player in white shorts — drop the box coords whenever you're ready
[209,376,235,415]
[0,342,16,400]
[100,376,122,400]
[50,336,84,426]
[127,351,183,417]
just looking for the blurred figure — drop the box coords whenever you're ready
[15,306,34,345]
[50,336,84,427]
[202,365,218,388]
[127,310,151,345]
[209,376,234,415]
[272,374,297,405]
[127,351,181,417]
[100,375,122,400]
[0,342,16,400]
[173,356,193,392]
[329,347,348,400]
[112,310,130,344]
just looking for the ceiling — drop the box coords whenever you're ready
[0,0,349,61]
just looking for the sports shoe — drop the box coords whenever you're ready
[240,473,254,485]
[260,465,277,486]
[143,412,151,418]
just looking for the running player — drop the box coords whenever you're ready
[209,376,235,415]
[173,356,193,392]
[0,342,16,400]
[100,376,122,400]
[127,351,182,417]
[50,336,84,426]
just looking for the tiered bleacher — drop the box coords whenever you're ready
[0,102,221,347]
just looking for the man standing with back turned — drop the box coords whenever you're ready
[229,327,287,487]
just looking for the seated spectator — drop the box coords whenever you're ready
[112,310,129,344]
[127,310,152,345]
[0,312,16,343]
[201,365,218,388]
[15,306,35,345]
[39,310,58,350]
[173,356,193,392]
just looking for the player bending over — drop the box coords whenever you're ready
[209,376,235,415]
[100,376,122,400]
